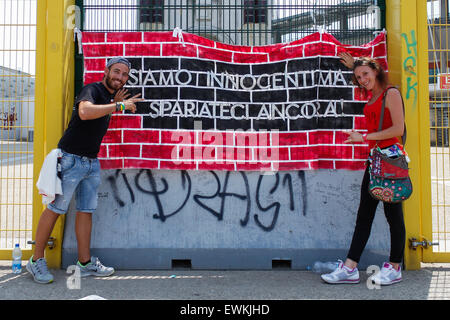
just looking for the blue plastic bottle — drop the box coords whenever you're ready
[12,243,22,274]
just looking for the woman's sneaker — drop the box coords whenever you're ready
[321,260,360,284]
[369,262,402,286]
[26,257,54,284]
[77,256,115,277]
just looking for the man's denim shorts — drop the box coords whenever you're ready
[48,150,101,214]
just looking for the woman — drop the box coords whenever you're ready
[321,53,406,286]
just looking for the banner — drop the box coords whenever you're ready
[81,30,387,171]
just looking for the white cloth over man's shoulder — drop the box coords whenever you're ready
[36,148,63,204]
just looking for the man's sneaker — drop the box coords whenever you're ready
[369,262,402,286]
[321,260,360,284]
[77,256,115,277]
[26,257,54,284]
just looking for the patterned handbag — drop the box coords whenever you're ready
[368,88,413,203]
[368,147,413,203]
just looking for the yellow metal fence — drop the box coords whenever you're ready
[0,0,36,260]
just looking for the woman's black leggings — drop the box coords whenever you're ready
[347,166,406,264]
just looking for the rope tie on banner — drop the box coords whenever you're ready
[172,27,186,47]
[373,28,387,36]
[317,26,327,34]
[74,27,83,54]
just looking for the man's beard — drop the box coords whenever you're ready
[105,73,124,91]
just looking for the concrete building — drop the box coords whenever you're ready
[0,66,35,142]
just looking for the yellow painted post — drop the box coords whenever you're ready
[385,0,431,270]
[33,0,75,269]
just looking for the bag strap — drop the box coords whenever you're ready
[377,86,407,145]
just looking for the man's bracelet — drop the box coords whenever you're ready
[115,102,125,112]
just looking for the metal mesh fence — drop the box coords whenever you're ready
[0,0,36,250]
[77,0,384,45]
[428,0,450,252]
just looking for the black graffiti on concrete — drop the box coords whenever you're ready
[105,170,308,232]
[193,171,250,223]
[134,169,192,222]
[254,173,282,231]
[107,169,135,207]
[298,171,307,216]
[252,172,306,231]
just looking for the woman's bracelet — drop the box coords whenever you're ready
[362,133,368,143]
[115,102,125,112]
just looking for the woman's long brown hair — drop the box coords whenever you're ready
[351,57,388,94]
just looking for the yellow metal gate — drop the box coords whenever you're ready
[0,0,36,261]
[423,0,450,262]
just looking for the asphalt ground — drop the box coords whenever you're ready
[1,261,449,300]
[1,261,449,317]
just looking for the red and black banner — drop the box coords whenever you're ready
[81,30,387,171]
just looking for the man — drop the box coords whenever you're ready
[27,57,142,284]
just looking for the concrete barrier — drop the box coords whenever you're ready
[62,169,390,269]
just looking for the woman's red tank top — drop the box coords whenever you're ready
[363,87,400,150]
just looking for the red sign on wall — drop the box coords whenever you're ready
[440,74,450,90]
